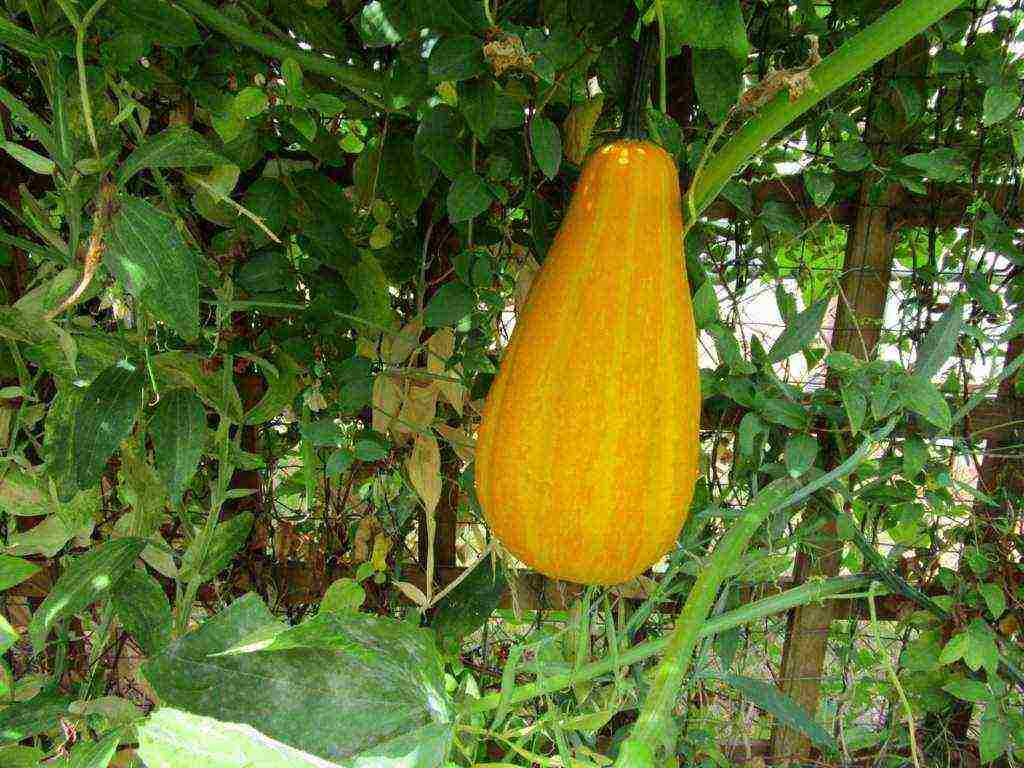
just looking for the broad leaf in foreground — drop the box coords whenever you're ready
[138,708,342,768]
[144,594,453,766]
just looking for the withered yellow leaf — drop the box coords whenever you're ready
[406,433,441,515]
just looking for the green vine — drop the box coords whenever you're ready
[690,0,966,217]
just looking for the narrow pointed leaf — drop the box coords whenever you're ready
[117,127,229,186]
[28,538,147,652]
[150,389,206,505]
[73,365,146,490]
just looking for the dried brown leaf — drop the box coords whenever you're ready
[406,433,441,515]
[372,373,405,434]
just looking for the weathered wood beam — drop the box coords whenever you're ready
[703,177,1024,229]
[699,392,1024,439]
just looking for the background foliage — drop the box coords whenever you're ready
[0,0,1022,766]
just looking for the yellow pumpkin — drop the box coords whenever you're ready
[475,139,701,585]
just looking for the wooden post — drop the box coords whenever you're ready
[769,35,928,762]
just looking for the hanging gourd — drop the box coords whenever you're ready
[475,26,701,585]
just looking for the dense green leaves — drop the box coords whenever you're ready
[0,2,1021,765]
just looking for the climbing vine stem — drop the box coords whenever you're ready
[689,0,966,217]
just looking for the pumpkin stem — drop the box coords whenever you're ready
[619,22,659,141]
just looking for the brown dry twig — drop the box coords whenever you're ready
[45,181,118,321]
[739,36,822,112]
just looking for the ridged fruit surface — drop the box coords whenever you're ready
[475,139,700,585]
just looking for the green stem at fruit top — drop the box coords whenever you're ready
[172,0,389,107]
[689,0,966,220]
[619,23,658,141]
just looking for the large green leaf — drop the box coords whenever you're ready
[29,538,147,652]
[661,0,750,61]
[138,708,345,768]
[112,567,173,657]
[897,374,951,432]
[693,49,743,124]
[912,297,965,381]
[105,196,200,340]
[0,554,40,591]
[0,688,71,742]
[73,364,146,490]
[144,595,453,765]
[150,389,207,505]
[44,386,85,502]
[768,298,828,362]
[118,127,229,186]
[109,0,202,46]
[428,35,485,83]
[446,172,492,223]
[529,117,561,180]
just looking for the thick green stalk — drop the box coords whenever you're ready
[689,0,965,217]
[172,0,388,103]
[620,23,658,140]
[616,479,799,765]
[461,572,872,715]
